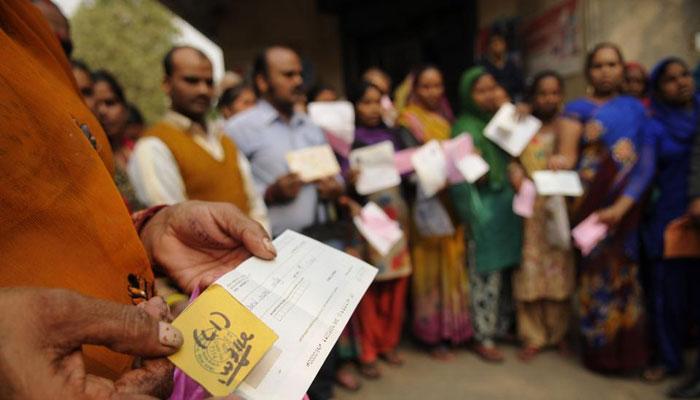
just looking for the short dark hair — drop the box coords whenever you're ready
[92,69,126,104]
[411,64,442,88]
[526,70,564,102]
[348,80,382,105]
[70,59,91,75]
[585,42,624,83]
[252,48,272,96]
[126,102,144,125]
[217,83,253,110]
[307,83,337,103]
[162,46,210,77]
[251,45,298,95]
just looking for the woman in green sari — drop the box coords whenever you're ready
[450,66,522,362]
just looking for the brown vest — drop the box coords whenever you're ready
[145,122,251,214]
[0,0,153,378]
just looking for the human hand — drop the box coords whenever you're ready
[338,195,363,218]
[0,288,183,399]
[266,173,303,203]
[514,102,532,121]
[316,176,344,200]
[548,154,573,171]
[596,196,634,228]
[508,163,526,192]
[140,201,276,294]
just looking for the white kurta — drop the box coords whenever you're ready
[128,112,270,233]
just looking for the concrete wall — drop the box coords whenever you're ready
[477,0,700,99]
[213,0,344,94]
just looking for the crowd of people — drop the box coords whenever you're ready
[3,0,700,399]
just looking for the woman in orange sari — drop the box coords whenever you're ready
[397,65,472,360]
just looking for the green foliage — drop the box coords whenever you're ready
[71,0,179,124]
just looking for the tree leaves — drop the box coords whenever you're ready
[72,0,179,124]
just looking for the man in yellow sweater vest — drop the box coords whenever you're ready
[129,46,269,232]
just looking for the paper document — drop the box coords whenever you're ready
[572,214,608,256]
[411,140,448,197]
[513,179,536,218]
[286,144,341,182]
[394,148,417,174]
[307,101,355,147]
[353,202,403,256]
[213,230,377,400]
[532,170,584,197]
[456,154,490,184]
[169,285,278,396]
[442,134,475,184]
[350,141,401,195]
[484,103,542,157]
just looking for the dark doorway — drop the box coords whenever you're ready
[320,0,477,108]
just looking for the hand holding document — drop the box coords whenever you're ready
[286,144,341,182]
[484,103,542,157]
[353,202,403,257]
[572,214,608,256]
[411,140,448,197]
[513,179,536,218]
[170,231,377,400]
[532,170,584,197]
[350,141,401,195]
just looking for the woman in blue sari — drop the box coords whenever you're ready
[550,43,625,172]
[641,58,700,391]
[572,95,653,373]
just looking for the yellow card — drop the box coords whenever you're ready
[168,285,278,396]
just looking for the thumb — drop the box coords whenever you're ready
[54,290,183,358]
[215,203,277,260]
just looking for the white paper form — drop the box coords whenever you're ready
[307,101,355,146]
[349,141,401,195]
[411,140,448,197]
[484,103,542,157]
[532,170,584,197]
[456,154,490,183]
[285,144,341,182]
[216,230,377,400]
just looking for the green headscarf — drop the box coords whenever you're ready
[451,66,508,189]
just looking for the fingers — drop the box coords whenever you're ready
[214,203,277,261]
[114,358,174,399]
[44,289,183,358]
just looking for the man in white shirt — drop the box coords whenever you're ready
[128,46,269,232]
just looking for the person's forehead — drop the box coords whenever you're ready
[267,49,301,71]
[93,81,117,99]
[172,49,213,75]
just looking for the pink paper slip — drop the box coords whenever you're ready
[442,134,474,184]
[324,130,351,158]
[572,214,608,256]
[394,148,417,174]
[442,134,474,161]
[513,179,536,218]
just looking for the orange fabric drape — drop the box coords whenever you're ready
[0,0,153,378]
